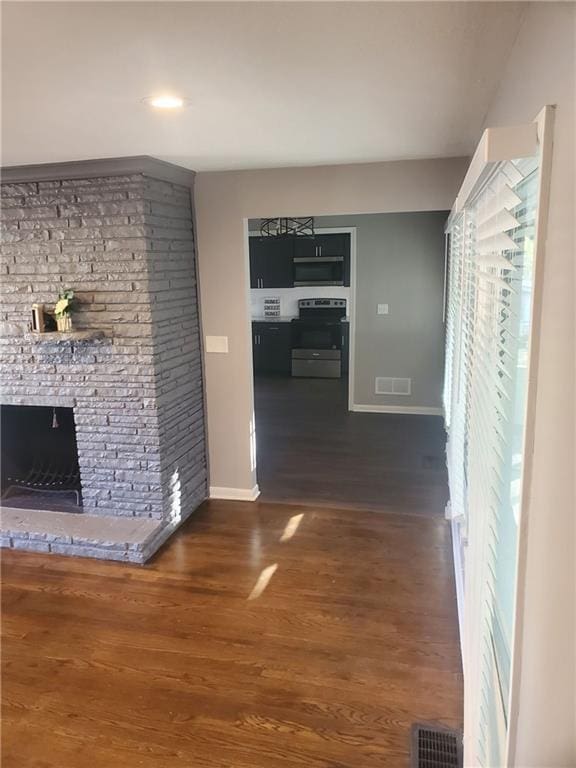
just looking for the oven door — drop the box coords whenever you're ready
[293,256,344,286]
[291,320,342,351]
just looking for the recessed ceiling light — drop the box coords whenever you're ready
[142,95,189,109]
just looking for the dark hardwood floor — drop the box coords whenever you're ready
[254,375,449,515]
[2,499,462,768]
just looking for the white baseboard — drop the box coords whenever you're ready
[209,485,260,502]
[351,404,443,416]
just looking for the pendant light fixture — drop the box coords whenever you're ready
[260,217,315,238]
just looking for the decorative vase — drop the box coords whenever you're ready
[56,314,72,332]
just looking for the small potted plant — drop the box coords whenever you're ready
[54,288,74,332]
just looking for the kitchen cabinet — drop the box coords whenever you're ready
[250,233,351,288]
[292,237,316,260]
[249,238,294,289]
[293,233,348,259]
[341,322,350,375]
[316,233,348,258]
[252,322,292,375]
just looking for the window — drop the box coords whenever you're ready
[444,126,544,764]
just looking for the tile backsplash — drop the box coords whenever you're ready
[251,286,350,318]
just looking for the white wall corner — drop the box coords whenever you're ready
[209,485,260,502]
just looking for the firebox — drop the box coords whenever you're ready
[1,405,82,511]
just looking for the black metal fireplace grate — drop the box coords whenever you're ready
[410,723,462,768]
[3,462,81,506]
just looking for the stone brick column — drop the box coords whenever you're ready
[0,158,207,525]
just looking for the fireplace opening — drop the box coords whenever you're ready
[1,405,83,512]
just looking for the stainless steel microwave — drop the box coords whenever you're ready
[293,255,344,286]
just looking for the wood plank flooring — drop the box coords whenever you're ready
[2,499,462,768]
[255,375,449,515]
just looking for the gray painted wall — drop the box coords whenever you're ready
[315,211,448,410]
[195,157,466,491]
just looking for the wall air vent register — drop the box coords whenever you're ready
[375,377,412,396]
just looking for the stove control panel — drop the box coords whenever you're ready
[298,299,347,309]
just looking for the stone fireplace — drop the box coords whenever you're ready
[0,157,207,562]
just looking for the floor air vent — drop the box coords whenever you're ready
[410,724,462,768]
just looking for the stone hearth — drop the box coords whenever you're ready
[0,157,207,562]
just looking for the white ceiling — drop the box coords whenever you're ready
[2,2,525,171]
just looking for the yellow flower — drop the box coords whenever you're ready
[55,298,69,316]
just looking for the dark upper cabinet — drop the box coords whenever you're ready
[250,232,351,288]
[250,237,294,288]
[265,238,294,288]
[249,240,265,289]
[292,237,317,260]
[315,234,348,258]
[252,322,291,375]
[293,233,348,259]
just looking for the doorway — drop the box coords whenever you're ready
[250,224,356,403]
[247,212,450,515]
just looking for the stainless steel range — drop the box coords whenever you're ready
[291,298,347,378]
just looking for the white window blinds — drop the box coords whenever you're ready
[444,132,543,766]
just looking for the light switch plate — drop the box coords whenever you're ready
[377,304,389,315]
[205,335,229,353]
